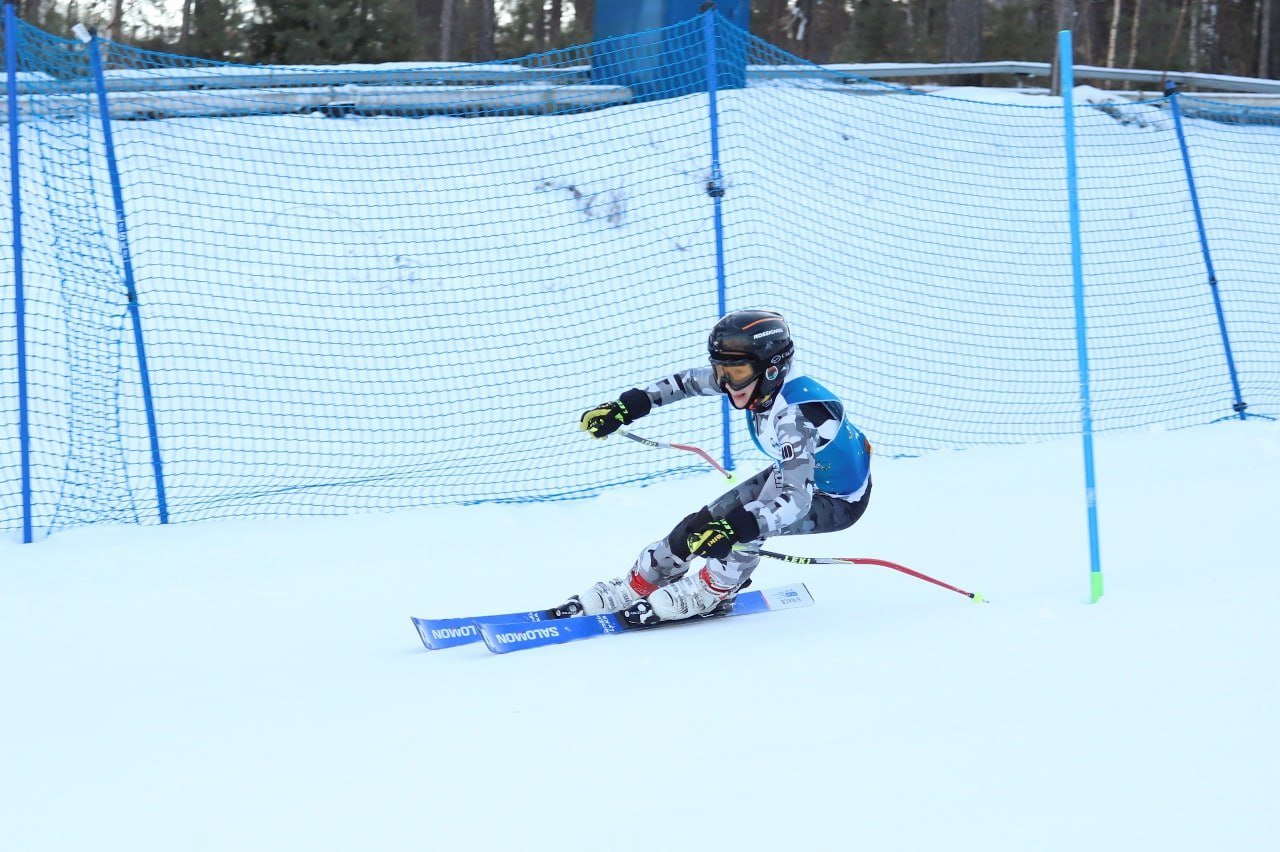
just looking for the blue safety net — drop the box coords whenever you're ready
[2,12,1277,535]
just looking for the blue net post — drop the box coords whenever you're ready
[82,27,169,524]
[1059,30,1103,604]
[705,7,733,473]
[5,3,32,542]
[1163,82,1261,423]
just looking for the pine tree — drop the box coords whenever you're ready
[183,0,246,61]
[245,0,416,64]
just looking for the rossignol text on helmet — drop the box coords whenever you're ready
[708,310,794,410]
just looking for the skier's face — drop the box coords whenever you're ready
[727,379,758,410]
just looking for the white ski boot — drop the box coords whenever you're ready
[576,570,659,615]
[644,566,738,622]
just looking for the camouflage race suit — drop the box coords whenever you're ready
[626,365,872,592]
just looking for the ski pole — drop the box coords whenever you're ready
[741,547,987,603]
[617,429,733,479]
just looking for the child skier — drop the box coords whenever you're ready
[571,309,872,625]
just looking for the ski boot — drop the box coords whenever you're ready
[562,570,659,617]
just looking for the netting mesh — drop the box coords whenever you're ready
[2,13,1278,534]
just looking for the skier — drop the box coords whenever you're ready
[571,309,872,625]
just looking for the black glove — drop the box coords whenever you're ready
[579,389,651,439]
[686,506,761,560]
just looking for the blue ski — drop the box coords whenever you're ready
[479,583,813,654]
[412,607,565,650]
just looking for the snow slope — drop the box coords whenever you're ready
[3,418,1277,851]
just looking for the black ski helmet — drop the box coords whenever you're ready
[708,309,794,410]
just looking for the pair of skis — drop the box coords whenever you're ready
[410,426,988,655]
[412,583,814,655]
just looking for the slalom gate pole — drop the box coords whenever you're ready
[617,429,733,479]
[1058,28,1103,604]
[743,547,987,603]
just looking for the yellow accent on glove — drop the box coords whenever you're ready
[580,401,627,439]
[686,519,736,560]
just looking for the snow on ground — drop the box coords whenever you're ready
[3,417,1277,851]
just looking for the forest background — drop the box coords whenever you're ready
[9,1,1278,82]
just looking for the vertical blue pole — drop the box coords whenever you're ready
[1164,82,1251,421]
[703,7,733,472]
[1059,30,1103,604]
[84,30,169,524]
[6,4,33,542]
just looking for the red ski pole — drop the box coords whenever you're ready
[743,547,987,603]
[617,429,733,479]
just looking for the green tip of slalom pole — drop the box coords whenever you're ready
[1090,571,1104,604]
[971,592,987,604]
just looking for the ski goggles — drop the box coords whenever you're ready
[711,359,759,392]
